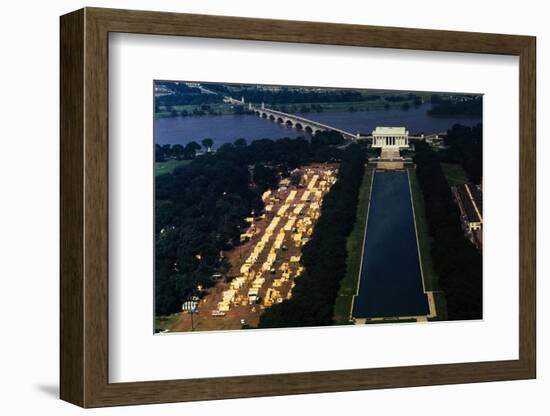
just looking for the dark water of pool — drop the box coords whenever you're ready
[352,170,429,318]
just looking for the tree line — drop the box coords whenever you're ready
[155,138,214,162]
[155,81,438,116]
[156,91,222,109]
[385,93,423,105]
[443,124,483,184]
[413,140,482,320]
[258,144,365,328]
[202,84,373,105]
[200,83,427,107]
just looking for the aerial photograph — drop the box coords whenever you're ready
[154,81,483,333]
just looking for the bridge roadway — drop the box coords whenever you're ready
[251,105,360,140]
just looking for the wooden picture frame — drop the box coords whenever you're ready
[60,7,536,408]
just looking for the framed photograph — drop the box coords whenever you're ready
[60,7,536,408]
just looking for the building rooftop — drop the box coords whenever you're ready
[470,184,482,215]
[372,127,408,135]
[456,184,482,224]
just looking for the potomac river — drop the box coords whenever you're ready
[154,103,481,147]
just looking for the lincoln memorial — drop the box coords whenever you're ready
[371,127,409,148]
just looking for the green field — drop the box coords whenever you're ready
[441,162,468,187]
[430,291,448,321]
[408,169,448,320]
[364,318,418,324]
[155,159,191,176]
[333,166,374,323]
[154,313,180,333]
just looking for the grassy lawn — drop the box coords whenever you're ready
[333,166,374,323]
[364,318,418,324]
[429,292,448,321]
[154,314,180,333]
[441,162,468,187]
[155,159,191,176]
[408,169,448,320]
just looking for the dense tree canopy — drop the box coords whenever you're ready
[413,140,482,320]
[443,124,483,184]
[155,157,260,315]
[311,130,345,146]
[201,138,214,150]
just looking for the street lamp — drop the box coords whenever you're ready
[182,297,199,331]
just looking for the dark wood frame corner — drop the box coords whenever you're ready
[60,7,536,408]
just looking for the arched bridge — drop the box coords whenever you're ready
[251,104,360,140]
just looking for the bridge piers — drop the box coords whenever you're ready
[250,104,358,141]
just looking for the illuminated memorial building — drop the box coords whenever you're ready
[370,127,411,169]
[371,126,409,149]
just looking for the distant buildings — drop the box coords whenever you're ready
[452,183,483,250]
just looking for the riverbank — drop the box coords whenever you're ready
[155,103,253,118]
[155,97,429,119]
